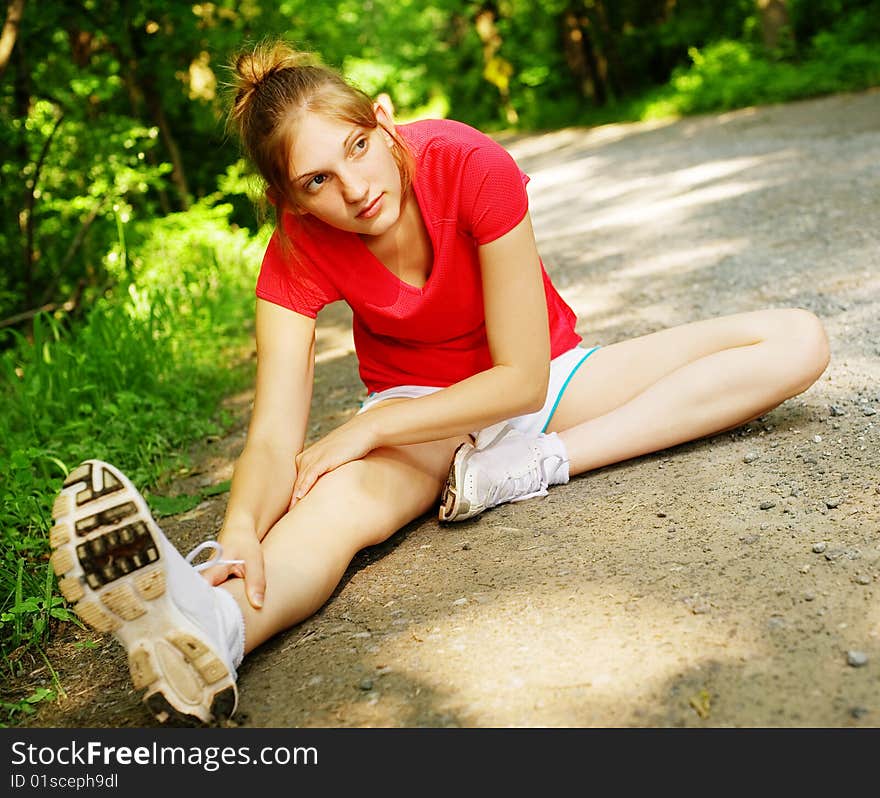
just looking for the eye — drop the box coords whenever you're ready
[306,174,327,191]
[354,136,368,152]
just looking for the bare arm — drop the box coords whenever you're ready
[207,299,315,605]
[363,212,551,444]
[291,213,551,501]
[223,300,315,537]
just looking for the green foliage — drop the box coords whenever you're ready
[0,200,263,711]
[149,480,231,518]
[640,26,880,118]
[2,0,880,727]
[4,1,880,320]
[0,688,57,728]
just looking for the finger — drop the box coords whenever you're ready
[200,561,235,587]
[292,455,317,503]
[293,465,321,503]
[244,553,266,609]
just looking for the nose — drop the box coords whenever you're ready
[339,166,369,205]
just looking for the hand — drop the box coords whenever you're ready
[290,415,378,509]
[201,527,266,610]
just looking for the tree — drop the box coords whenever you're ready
[756,0,792,50]
[0,0,25,79]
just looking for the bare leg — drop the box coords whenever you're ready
[545,308,830,474]
[220,435,466,653]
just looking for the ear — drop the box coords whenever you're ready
[373,93,396,144]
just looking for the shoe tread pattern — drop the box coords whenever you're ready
[51,460,236,726]
[439,443,475,522]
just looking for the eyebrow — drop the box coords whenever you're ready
[292,127,362,183]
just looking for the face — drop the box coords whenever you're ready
[287,111,403,236]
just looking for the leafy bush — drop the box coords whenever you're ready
[0,199,265,722]
[640,28,880,119]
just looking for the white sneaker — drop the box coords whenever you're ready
[50,459,246,725]
[438,424,570,522]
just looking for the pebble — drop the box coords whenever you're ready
[855,575,872,585]
[825,497,841,509]
[850,707,870,719]
[359,678,374,691]
[812,435,822,443]
[864,407,877,416]
[740,534,759,544]
[812,542,827,553]
[759,500,776,510]
[461,542,471,550]
[803,592,816,601]
[452,597,468,606]
[846,651,869,667]
[829,405,846,417]
[743,451,760,463]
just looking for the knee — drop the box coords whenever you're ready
[776,308,830,392]
[314,456,377,506]
[311,450,412,513]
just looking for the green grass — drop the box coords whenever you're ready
[0,199,267,725]
[4,22,878,726]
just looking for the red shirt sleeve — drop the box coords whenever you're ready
[458,138,530,246]
[255,227,341,318]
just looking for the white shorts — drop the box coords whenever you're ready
[357,344,600,436]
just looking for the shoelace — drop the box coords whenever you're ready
[185,540,245,573]
[485,459,547,506]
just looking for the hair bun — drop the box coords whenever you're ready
[232,40,316,107]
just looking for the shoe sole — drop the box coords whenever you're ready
[439,442,479,522]
[50,459,237,725]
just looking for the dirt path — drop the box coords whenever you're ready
[21,89,880,728]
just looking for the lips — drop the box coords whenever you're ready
[357,193,384,219]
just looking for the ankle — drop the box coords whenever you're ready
[539,432,570,485]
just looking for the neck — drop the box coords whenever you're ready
[362,188,419,253]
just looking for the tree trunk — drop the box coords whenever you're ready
[561,6,607,106]
[123,14,190,210]
[116,49,171,214]
[0,0,25,80]
[13,40,33,305]
[589,0,624,99]
[141,78,191,210]
[756,0,791,50]
[24,109,64,306]
[474,5,518,125]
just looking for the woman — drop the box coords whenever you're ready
[49,41,830,725]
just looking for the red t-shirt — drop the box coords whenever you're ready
[256,118,581,393]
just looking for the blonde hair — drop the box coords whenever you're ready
[227,40,414,244]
